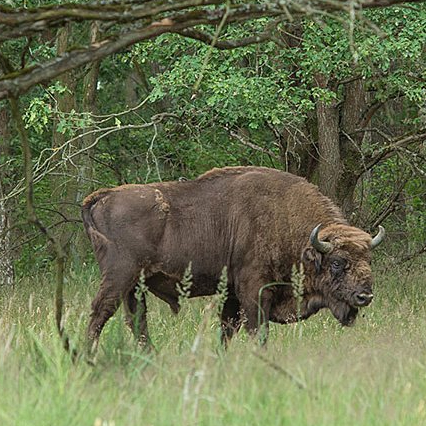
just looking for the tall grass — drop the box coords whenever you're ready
[1,263,426,425]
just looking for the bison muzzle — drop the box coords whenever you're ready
[82,166,384,350]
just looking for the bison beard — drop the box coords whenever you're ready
[328,300,359,326]
[82,166,384,351]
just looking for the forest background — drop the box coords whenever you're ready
[1,0,426,286]
[0,0,425,283]
[1,2,426,425]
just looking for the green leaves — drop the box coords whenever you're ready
[140,33,310,131]
[24,97,51,135]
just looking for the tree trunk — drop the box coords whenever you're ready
[0,181,14,286]
[52,23,77,255]
[315,74,340,203]
[338,78,369,219]
[80,21,101,198]
[276,24,318,181]
[73,21,101,261]
[314,76,370,220]
[0,107,14,285]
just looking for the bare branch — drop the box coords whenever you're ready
[227,127,279,159]
[0,0,223,41]
[1,112,180,203]
[365,129,426,171]
[370,176,409,229]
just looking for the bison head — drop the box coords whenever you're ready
[301,223,385,326]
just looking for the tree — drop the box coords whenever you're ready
[0,0,425,355]
[134,6,426,217]
[1,1,424,272]
[0,106,14,286]
[0,0,424,99]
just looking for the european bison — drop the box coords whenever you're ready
[82,166,384,349]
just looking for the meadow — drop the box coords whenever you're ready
[1,261,426,426]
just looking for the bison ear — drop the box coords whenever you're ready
[302,247,323,274]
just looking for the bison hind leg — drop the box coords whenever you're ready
[87,282,122,356]
[87,257,142,355]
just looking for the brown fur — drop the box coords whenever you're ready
[82,166,378,349]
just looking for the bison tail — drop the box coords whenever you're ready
[81,189,111,249]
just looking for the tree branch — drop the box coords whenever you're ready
[1,0,425,99]
[227,127,279,159]
[364,129,426,171]
[176,20,286,49]
[0,0,223,41]
[0,0,422,40]
[370,176,409,229]
[2,112,180,203]
[0,3,286,99]
[8,94,74,358]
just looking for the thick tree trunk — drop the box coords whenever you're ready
[338,78,369,219]
[315,74,341,203]
[314,76,370,220]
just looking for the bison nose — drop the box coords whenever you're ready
[353,292,373,307]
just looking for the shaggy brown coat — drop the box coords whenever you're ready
[82,166,377,348]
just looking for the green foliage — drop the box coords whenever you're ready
[23,82,93,136]
[23,96,53,135]
[120,5,426,188]
[137,33,312,131]
[360,8,426,104]
[3,5,426,277]
[298,19,353,81]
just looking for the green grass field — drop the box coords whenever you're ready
[1,262,426,426]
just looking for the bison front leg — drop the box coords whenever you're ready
[239,284,273,346]
[220,296,242,346]
[123,286,151,348]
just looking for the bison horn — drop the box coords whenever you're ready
[371,225,385,249]
[310,224,333,253]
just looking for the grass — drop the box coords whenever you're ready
[1,262,426,426]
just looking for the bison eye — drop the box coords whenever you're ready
[330,258,346,275]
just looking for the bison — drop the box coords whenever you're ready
[82,166,384,350]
